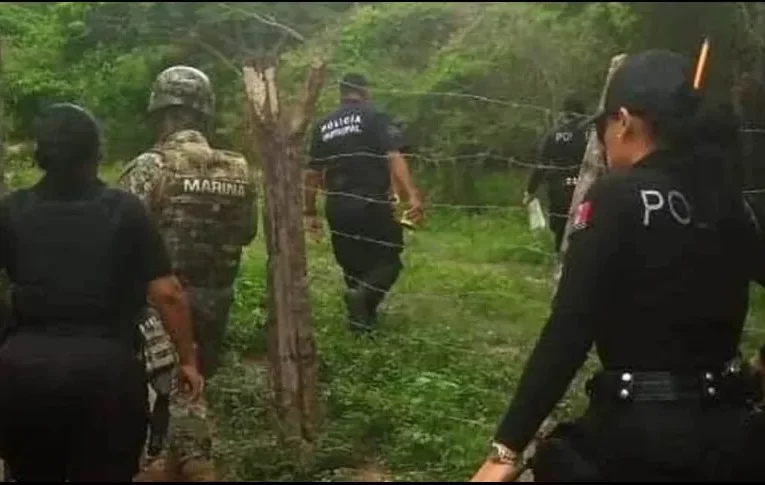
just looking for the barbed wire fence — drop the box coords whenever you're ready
[209,52,765,481]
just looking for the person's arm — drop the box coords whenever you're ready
[375,114,422,216]
[125,196,196,368]
[117,152,164,213]
[524,132,552,201]
[147,276,195,368]
[472,177,631,481]
[388,151,420,205]
[384,121,408,201]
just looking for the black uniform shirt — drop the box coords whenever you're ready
[308,100,400,200]
[526,115,588,213]
[495,149,761,452]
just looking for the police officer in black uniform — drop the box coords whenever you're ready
[304,73,423,333]
[523,96,588,253]
[471,50,765,482]
[0,104,203,481]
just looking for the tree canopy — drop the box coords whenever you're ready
[1,2,761,172]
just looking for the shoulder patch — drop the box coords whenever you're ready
[572,200,592,232]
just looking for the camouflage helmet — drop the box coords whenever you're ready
[148,65,215,117]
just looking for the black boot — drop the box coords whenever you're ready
[362,259,402,323]
[344,287,373,334]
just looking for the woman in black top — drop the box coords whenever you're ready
[471,50,765,482]
[0,104,203,481]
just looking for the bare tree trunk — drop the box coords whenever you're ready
[241,58,326,467]
[554,54,627,286]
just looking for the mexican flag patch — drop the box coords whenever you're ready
[572,201,592,231]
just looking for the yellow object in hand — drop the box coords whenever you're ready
[391,192,418,230]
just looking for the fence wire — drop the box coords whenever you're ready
[215,91,765,481]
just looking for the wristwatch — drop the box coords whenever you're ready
[489,441,520,465]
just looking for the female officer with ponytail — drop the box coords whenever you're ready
[471,49,765,482]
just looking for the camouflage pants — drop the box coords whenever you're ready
[137,376,215,482]
[165,374,215,480]
[137,287,234,481]
[188,286,235,379]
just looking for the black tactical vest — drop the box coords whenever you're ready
[7,187,136,342]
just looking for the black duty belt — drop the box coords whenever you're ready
[586,369,749,403]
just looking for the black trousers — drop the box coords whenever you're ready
[0,333,147,481]
[547,185,574,254]
[326,195,404,314]
[549,214,567,253]
[533,400,765,481]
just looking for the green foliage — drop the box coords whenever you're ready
[0,2,752,187]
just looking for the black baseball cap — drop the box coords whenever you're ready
[579,49,700,130]
[339,73,369,91]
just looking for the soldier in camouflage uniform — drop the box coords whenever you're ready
[119,65,258,481]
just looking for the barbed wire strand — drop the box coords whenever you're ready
[136,88,765,481]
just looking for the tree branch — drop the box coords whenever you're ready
[242,63,272,134]
[186,33,241,76]
[217,2,306,44]
[289,59,327,140]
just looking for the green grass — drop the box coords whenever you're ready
[9,163,765,481]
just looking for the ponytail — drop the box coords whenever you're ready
[689,102,743,193]
[652,98,743,226]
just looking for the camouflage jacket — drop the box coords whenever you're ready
[118,129,258,289]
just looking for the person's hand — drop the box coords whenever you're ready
[470,459,523,482]
[404,194,424,225]
[305,214,323,242]
[522,191,533,206]
[177,363,204,402]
